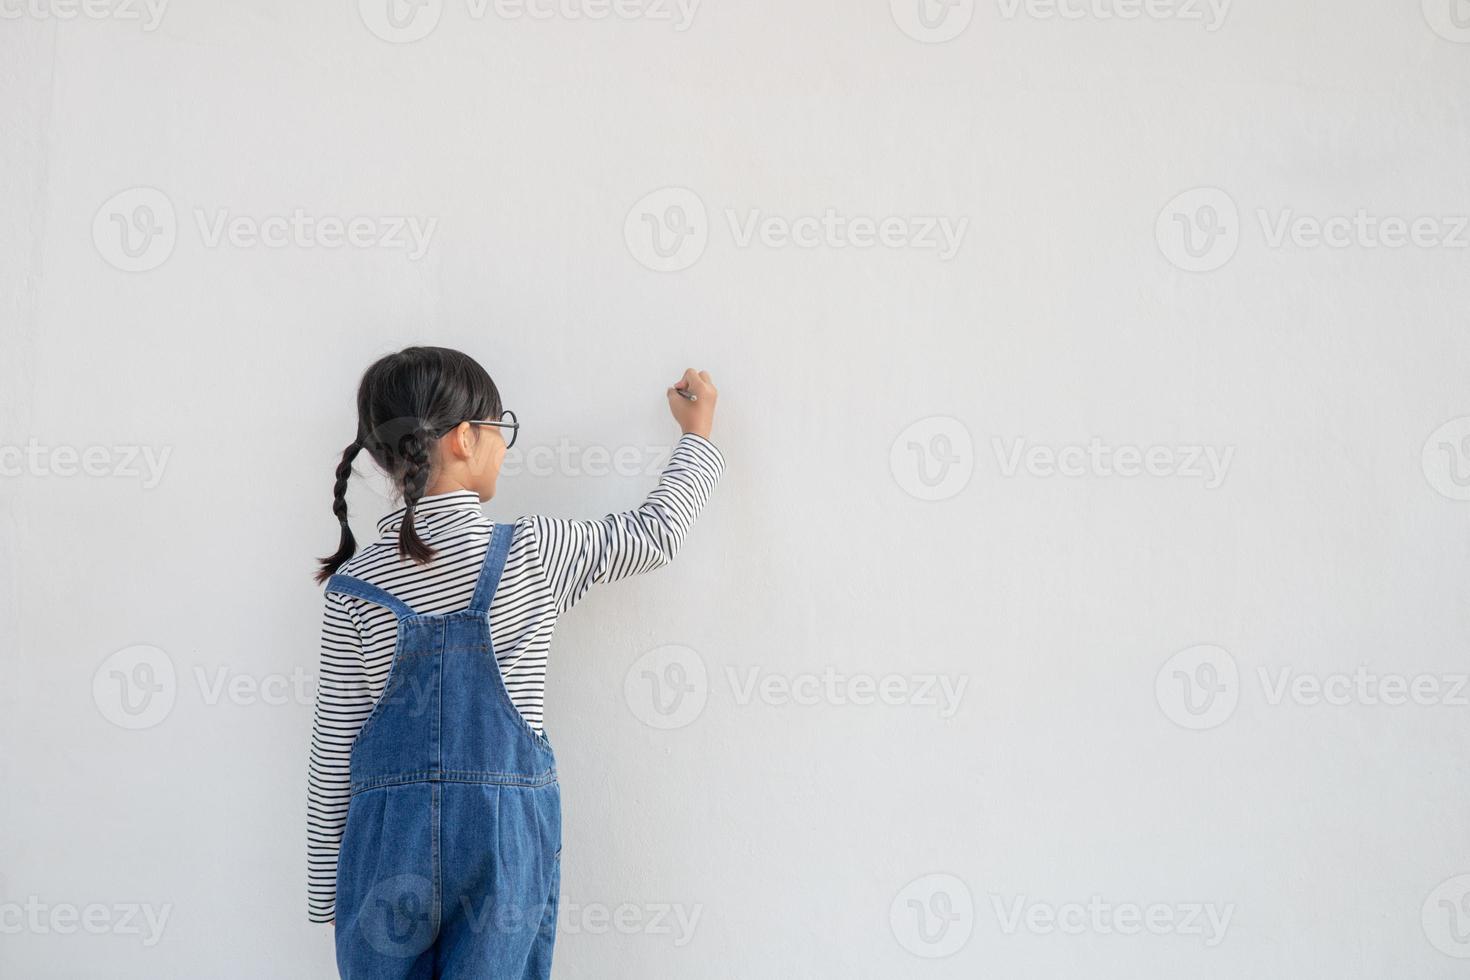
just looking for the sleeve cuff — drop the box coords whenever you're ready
[676,432,725,477]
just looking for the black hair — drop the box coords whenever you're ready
[315,346,502,583]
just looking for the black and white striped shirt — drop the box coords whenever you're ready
[307,433,723,922]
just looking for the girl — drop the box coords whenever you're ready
[307,347,722,978]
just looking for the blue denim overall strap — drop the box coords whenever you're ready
[329,522,562,980]
[322,573,420,620]
[467,516,513,616]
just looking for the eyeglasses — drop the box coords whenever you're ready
[466,409,519,450]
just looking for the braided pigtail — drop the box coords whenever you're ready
[315,440,364,584]
[396,424,436,564]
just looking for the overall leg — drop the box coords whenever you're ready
[334,785,439,980]
[435,783,560,980]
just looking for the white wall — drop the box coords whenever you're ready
[3,1,1470,976]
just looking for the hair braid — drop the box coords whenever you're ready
[314,440,364,584]
[396,424,436,564]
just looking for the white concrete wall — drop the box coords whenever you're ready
[3,0,1470,976]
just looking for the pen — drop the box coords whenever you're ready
[674,388,698,402]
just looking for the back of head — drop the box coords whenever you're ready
[315,346,502,583]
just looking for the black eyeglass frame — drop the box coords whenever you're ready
[466,409,519,450]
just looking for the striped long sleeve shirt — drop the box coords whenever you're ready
[307,433,724,922]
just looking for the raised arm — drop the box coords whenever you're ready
[528,369,722,614]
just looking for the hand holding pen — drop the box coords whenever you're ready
[667,368,718,440]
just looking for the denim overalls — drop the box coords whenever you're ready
[326,523,561,979]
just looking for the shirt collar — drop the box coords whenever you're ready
[376,489,485,535]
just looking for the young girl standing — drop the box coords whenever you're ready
[307,347,722,978]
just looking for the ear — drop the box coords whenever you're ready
[441,421,477,462]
